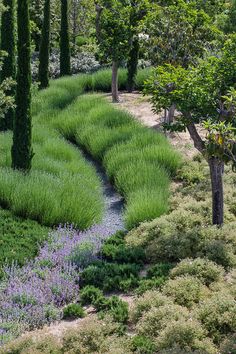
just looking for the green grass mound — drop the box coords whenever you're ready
[0,68,179,229]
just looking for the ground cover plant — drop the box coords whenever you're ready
[0,208,48,278]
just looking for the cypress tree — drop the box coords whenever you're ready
[11,0,33,171]
[38,0,50,89]
[127,37,139,93]
[60,0,71,76]
[0,0,16,130]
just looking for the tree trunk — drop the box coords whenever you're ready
[166,104,176,124]
[60,0,71,76]
[112,61,119,103]
[208,157,224,226]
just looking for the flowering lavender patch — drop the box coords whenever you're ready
[0,224,112,345]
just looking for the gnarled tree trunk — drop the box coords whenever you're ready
[208,157,224,226]
[112,61,119,103]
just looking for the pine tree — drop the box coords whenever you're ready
[12,0,33,171]
[38,0,50,89]
[60,0,71,76]
[0,0,16,130]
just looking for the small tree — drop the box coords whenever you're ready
[98,0,130,102]
[0,0,16,130]
[38,0,50,89]
[143,0,219,123]
[60,0,71,76]
[145,35,236,226]
[12,0,33,171]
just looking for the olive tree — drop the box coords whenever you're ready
[145,35,236,226]
[98,0,130,102]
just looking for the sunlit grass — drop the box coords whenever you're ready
[0,67,178,229]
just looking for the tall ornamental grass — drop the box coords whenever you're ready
[0,68,176,229]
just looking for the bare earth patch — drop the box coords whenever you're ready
[106,92,197,159]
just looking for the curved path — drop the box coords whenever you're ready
[80,149,125,233]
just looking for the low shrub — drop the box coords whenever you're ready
[0,335,62,354]
[170,258,224,286]
[62,315,107,353]
[101,238,146,264]
[220,334,236,354]
[131,335,157,354]
[162,276,209,308]
[195,293,236,343]
[80,261,140,291]
[0,208,48,276]
[155,319,217,353]
[79,285,103,306]
[96,296,129,324]
[130,290,172,323]
[126,204,236,268]
[136,304,189,338]
[135,277,167,295]
[63,303,85,319]
[147,263,174,279]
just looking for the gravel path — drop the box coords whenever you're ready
[80,149,125,233]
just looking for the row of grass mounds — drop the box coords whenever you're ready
[0,68,181,229]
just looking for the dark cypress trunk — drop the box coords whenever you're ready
[60,0,71,76]
[0,0,16,130]
[208,157,224,226]
[38,0,50,90]
[127,37,139,93]
[112,61,119,103]
[11,0,33,171]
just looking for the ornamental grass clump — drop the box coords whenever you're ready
[0,224,111,344]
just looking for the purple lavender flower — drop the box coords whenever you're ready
[0,224,113,345]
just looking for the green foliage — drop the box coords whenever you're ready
[80,285,103,306]
[95,295,129,324]
[162,276,209,308]
[126,201,236,268]
[101,232,146,264]
[147,263,174,279]
[38,0,50,89]
[170,258,224,286]
[0,0,16,130]
[135,277,167,295]
[131,335,157,354]
[63,303,85,319]
[0,208,48,277]
[130,290,172,323]
[195,293,236,343]
[155,319,217,353]
[12,0,33,171]
[80,260,140,291]
[60,0,71,76]
[136,304,189,338]
[143,0,220,68]
[220,334,236,354]
[98,0,130,63]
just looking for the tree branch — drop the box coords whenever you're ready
[186,119,205,154]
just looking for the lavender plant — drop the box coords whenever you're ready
[0,224,111,345]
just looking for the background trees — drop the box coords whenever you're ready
[60,0,71,76]
[0,0,16,130]
[145,36,236,225]
[38,0,50,89]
